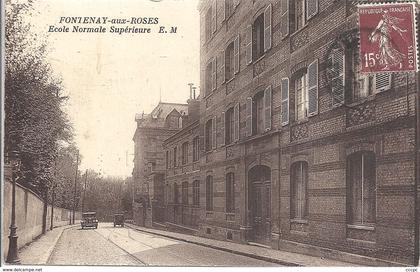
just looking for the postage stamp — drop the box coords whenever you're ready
[358,2,418,73]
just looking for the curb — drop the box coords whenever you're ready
[43,225,76,264]
[126,224,301,266]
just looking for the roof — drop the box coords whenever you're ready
[135,102,188,121]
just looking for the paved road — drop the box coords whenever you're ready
[48,223,279,266]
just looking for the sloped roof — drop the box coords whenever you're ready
[149,102,188,119]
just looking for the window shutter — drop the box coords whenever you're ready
[375,73,391,92]
[211,0,217,34]
[222,0,226,21]
[264,4,272,52]
[331,49,345,106]
[306,0,319,20]
[308,59,318,116]
[221,51,225,83]
[212,57,217,91]
[246,25,252,65]
[234,103,240,141]
[234,35,240,74]
[281,78,289,126]
[178,144,182,167]
[213,116,217,149]
[221,111,225,146]
[246,97,253,136]
[264,85,272,131]
[280,0,289,38]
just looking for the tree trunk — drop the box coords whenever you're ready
[42,187,48,234]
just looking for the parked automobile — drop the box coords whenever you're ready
[113,213,124,227]
[81,212,98,229]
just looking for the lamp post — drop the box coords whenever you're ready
[6,150,21,264]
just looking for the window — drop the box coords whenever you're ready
[205,119,213,151]
[246,5,272,64]
[174,183,179,204]
[182,142,189,165]
[193,136,200,162]
[206,176,214,211]
[295,73,308,121]
[291,161,308,220]
[205,61,212,96]
[225,42,235,81]
[246,86,272,136]
[296,0,305,31]
[225,108,234,144]
[226,173,235,213]
[347,152,376,226]
[205,7,212,42]
[293,59,318,121]
[193,180,200,206]
[173,146,177,166]
[330,47,391,106]
[166,150,169,169]
[182,181,188,205]
[253,91,265,134]
[252,14,264,61]
[178,116,183,129]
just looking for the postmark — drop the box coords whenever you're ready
[357,1,418,73]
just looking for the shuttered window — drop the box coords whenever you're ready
[234,103,240,141]
[211,0,217,34]
[331,48,345,106]
[221,111,226,146]
[221,50,226,83]
[206,176,214,211]
[225,42,235,81]
[246,97,253,136]
[205,119,213,151]
[234,35,240,74]
[264,85,272,131]
[211,57,217,91]
[213,116,217,149]
[246,25,252,65]
[280,0,289,38]
[264,4,272,52]
[375,74,391,92]
[281,78,289,126]
[307,59,318,116]
[306,0,318,20]
[295,73,308,121]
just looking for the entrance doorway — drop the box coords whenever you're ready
[248,165,271,245]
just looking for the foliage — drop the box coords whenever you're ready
[5,0,73,195]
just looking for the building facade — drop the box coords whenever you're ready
[132,102,188,226]
[133,0,419,265]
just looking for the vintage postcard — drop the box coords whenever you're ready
[1,0,419,271]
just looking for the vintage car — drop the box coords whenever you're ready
[113,213,124,227]
[81,212,98,229]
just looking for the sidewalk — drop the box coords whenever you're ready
[17,224,76,265]
[126,223,361,267]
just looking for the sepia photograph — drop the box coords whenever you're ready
[1,0,420,271]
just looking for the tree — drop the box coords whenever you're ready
[5,0,73,233]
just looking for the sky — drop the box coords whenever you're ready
[24,0,200,177]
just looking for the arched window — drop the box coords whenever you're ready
[226,173,235,213]
[182,181,189,205]
[193,180,200,206]
[290,161,308,220]
[206,176,214,211]
[347,151,376,225]
[252,13,264,61]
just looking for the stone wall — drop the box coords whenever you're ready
[3,170,81,260]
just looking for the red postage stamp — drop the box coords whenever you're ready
[358,2,417,73]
